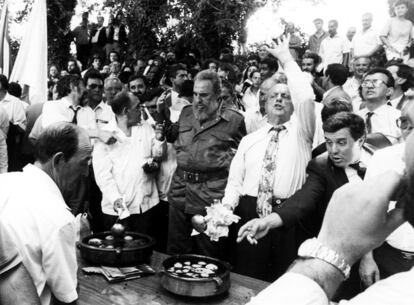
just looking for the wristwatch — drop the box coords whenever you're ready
[298,238,351,280]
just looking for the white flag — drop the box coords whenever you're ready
[10,0,47,104]
[0,0,10,78]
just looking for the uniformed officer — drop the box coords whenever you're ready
[167,69,246,260]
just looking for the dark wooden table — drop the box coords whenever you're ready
[78,251,269,304]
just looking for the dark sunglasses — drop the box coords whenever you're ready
[88,84,104,90]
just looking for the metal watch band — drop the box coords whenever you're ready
[298,238,351,279]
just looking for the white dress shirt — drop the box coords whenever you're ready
[351,27,381,57]
[313,101,324,149]
[0,93,26,126]
[0,165,77,305]
[244,107,267,134]
[319,34,350,68]
[93,100,116,131]
[247,269,414,305]
[389,94,405,109]
[41,96,97,130]
[93,121,166,216]
[242,87,260,111]
[357,104,401,144]
[222,60,315,208]
[0,222,22,275]
[365,143,414,252]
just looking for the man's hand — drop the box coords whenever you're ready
[155,122,166,141]
[266,34,293,65]
[113,198,124,213]
[237,218,270,245]
[142,160,160,173]
[359,252,380,287]
[191,215,207,233]
[98,130,119,145]
[318,171,405,265]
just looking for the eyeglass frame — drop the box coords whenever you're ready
[396,116,414,131]
[361,79,388,88]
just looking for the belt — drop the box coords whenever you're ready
[272,198,286,208]
[176,168,228,183]
[386,242,414,260]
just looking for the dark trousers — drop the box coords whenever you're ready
[76,44,90,69]
[102,203,168,252]
[87,166,104,233]
[374,242,414,278]
[229,196,297,282]
[167,204,230,262]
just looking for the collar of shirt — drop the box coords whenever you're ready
[327,34,339,40]
[361,103,393,116]
[93,100,106,112]
[264,121,291,135]
[323,86,340,100]
[22,164,71,212]
[313,31,327,38]
[389,94,404,108]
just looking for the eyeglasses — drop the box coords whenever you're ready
[396,117,414,131]
[88,84,104,90]
[361,79,387,88]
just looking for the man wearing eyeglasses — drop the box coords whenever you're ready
[357,68,401,144]
[359,101,414,288]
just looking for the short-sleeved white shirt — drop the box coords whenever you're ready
[0,165,77,304]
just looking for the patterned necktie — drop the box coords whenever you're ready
[256,125,285,218]
[349,162,366,179]
[365,111,374,134]
[71,106,80,124]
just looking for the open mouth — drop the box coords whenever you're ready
[274,104,284,110]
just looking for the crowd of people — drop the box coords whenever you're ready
[1,0,414,304]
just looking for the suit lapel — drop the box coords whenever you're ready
[328,158,349,188]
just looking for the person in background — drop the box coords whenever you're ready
[319,20,350,70]
[48,65,60,84]
[93,92,166,236]
[301,52,325,102]
[242,70,261,111]
[244,77,279,134]
[104,76,123,105]
[89,14,107,58]
[343,56,372,109]
[380,0,412,63]
[386,62,414,110]
[322,63,351,104]
[350,13,382,60]
[346,27,357,42]
[309,18,329,54]
[357,67,401,144]
[71,12,90,69]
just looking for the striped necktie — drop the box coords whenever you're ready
[365,111,374,134]
[71,106,80,124]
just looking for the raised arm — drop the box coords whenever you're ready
[267,35,315,142]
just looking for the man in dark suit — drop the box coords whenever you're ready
[322,63,352,104]
[237,112,368,299]
[237,111,367,241]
